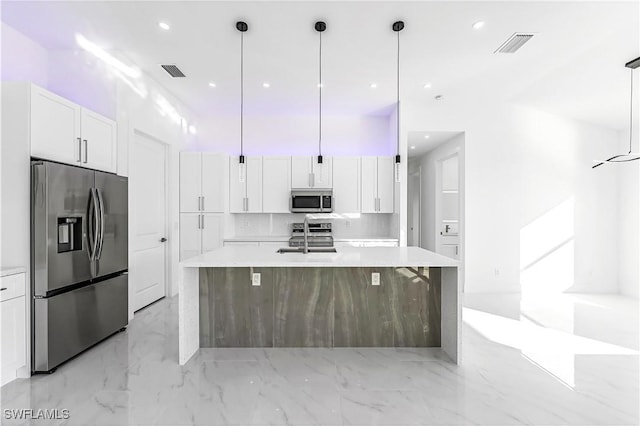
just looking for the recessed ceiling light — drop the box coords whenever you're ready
[188,125,197,135]
[410,145,416,150]
[472,21,485,30]
[424,135,430,139]
[423,83,432,89]
[158,22,171,31]
[370,83,378,89]
[262,82,271,88]
[208,82,216,88]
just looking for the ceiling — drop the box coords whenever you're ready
[2,1,638,129]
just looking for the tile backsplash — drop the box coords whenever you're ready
[228,213,397,239]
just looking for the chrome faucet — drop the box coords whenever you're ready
[303,215,310,254]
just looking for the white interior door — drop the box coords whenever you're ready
[131,132,167,311]
[437,154,460,259]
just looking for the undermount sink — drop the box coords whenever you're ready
[277,247,337,254]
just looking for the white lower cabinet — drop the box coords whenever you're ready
[180,214,223,260]
[1,272,27,387]
[332,157,360,213]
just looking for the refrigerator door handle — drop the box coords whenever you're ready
[87,189,97,261]
[95,188,106,260]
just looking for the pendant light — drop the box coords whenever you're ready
[315,21,326,165]
[236,21,248,181]
[393,21,404,182]
[593,56,640,168]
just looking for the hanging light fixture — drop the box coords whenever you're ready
[315,21,326,164]
[236,21,248,181]
[593,56,640,168]
[393,20,405,182]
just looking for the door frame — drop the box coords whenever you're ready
[408,167,422,247]
[129,128,170,316]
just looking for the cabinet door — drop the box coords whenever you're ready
[229,157,246,213]
[1,296,26,387]
[312,156,333,188]
[245,156,263,213]
[377,157,394,213]
[361,157,378,213]
[30,86,81,165]
[262,156,291,213]
[333,157,360,213]
[202,214,223,253]
[201,153,225,213]
[180,152,202,213]
[291,157,312,188]
[179,213,202,261]
[81,109,117,173]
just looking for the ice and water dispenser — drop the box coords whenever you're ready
[57,217,82,253]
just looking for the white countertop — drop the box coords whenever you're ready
[1,267,27,277]
[181,246,458,268]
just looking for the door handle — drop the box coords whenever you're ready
[160,237,167,242]
[0,288,7,291]
[77,138,82,162]
[83,139,88,163]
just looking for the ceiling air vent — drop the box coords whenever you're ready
[494,33,534,54]
[161,64,186,78]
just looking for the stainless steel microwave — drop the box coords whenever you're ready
[290,189,333,213]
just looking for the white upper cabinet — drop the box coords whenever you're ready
[312,157,333,188]
[30,86,82,165]
[376,157,394,213]
[262,156,291,213]
[180,152,202,213]
[81,108,116,172]
[332,157,360,213]
[180,152,226,213]
[201,154,226,212]
[361,156,394,213]
[291,156,333,189]
[29,85,116,172]
[229,156,262,213]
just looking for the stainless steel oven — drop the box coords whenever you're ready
[290,189,333,213]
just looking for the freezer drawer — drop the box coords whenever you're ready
[32,274,128,372]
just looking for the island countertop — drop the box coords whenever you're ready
[180,246,459,268]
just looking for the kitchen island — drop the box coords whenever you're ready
[179,246,461,364]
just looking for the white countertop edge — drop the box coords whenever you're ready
[1,267,27,277]
[181,246,459,268]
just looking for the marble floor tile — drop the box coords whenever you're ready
[1,293,637,426]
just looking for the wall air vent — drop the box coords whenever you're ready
[161,64,186,78]
[495,33,534,54]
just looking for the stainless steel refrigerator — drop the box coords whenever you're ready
[31,160,128,373]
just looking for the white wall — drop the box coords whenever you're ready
[403,101,626,295]
[196,114,392,156]
[617,129,640,298]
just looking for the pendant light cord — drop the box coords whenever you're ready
[319,30,322,157]
[240,31,244,158]
[396,28,400,160]
[628,69,634,154]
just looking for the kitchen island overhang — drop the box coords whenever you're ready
[179,246,461,364]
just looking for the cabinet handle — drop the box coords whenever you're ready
[198,196,202,211]
[83,139,88,163]
[308,173,312,187]
[77,138,82,162]
[455,246,458,255]
[198,215,202,229]
[201,215,205,229]
[202,196,205,211]
[245,197,249,212]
